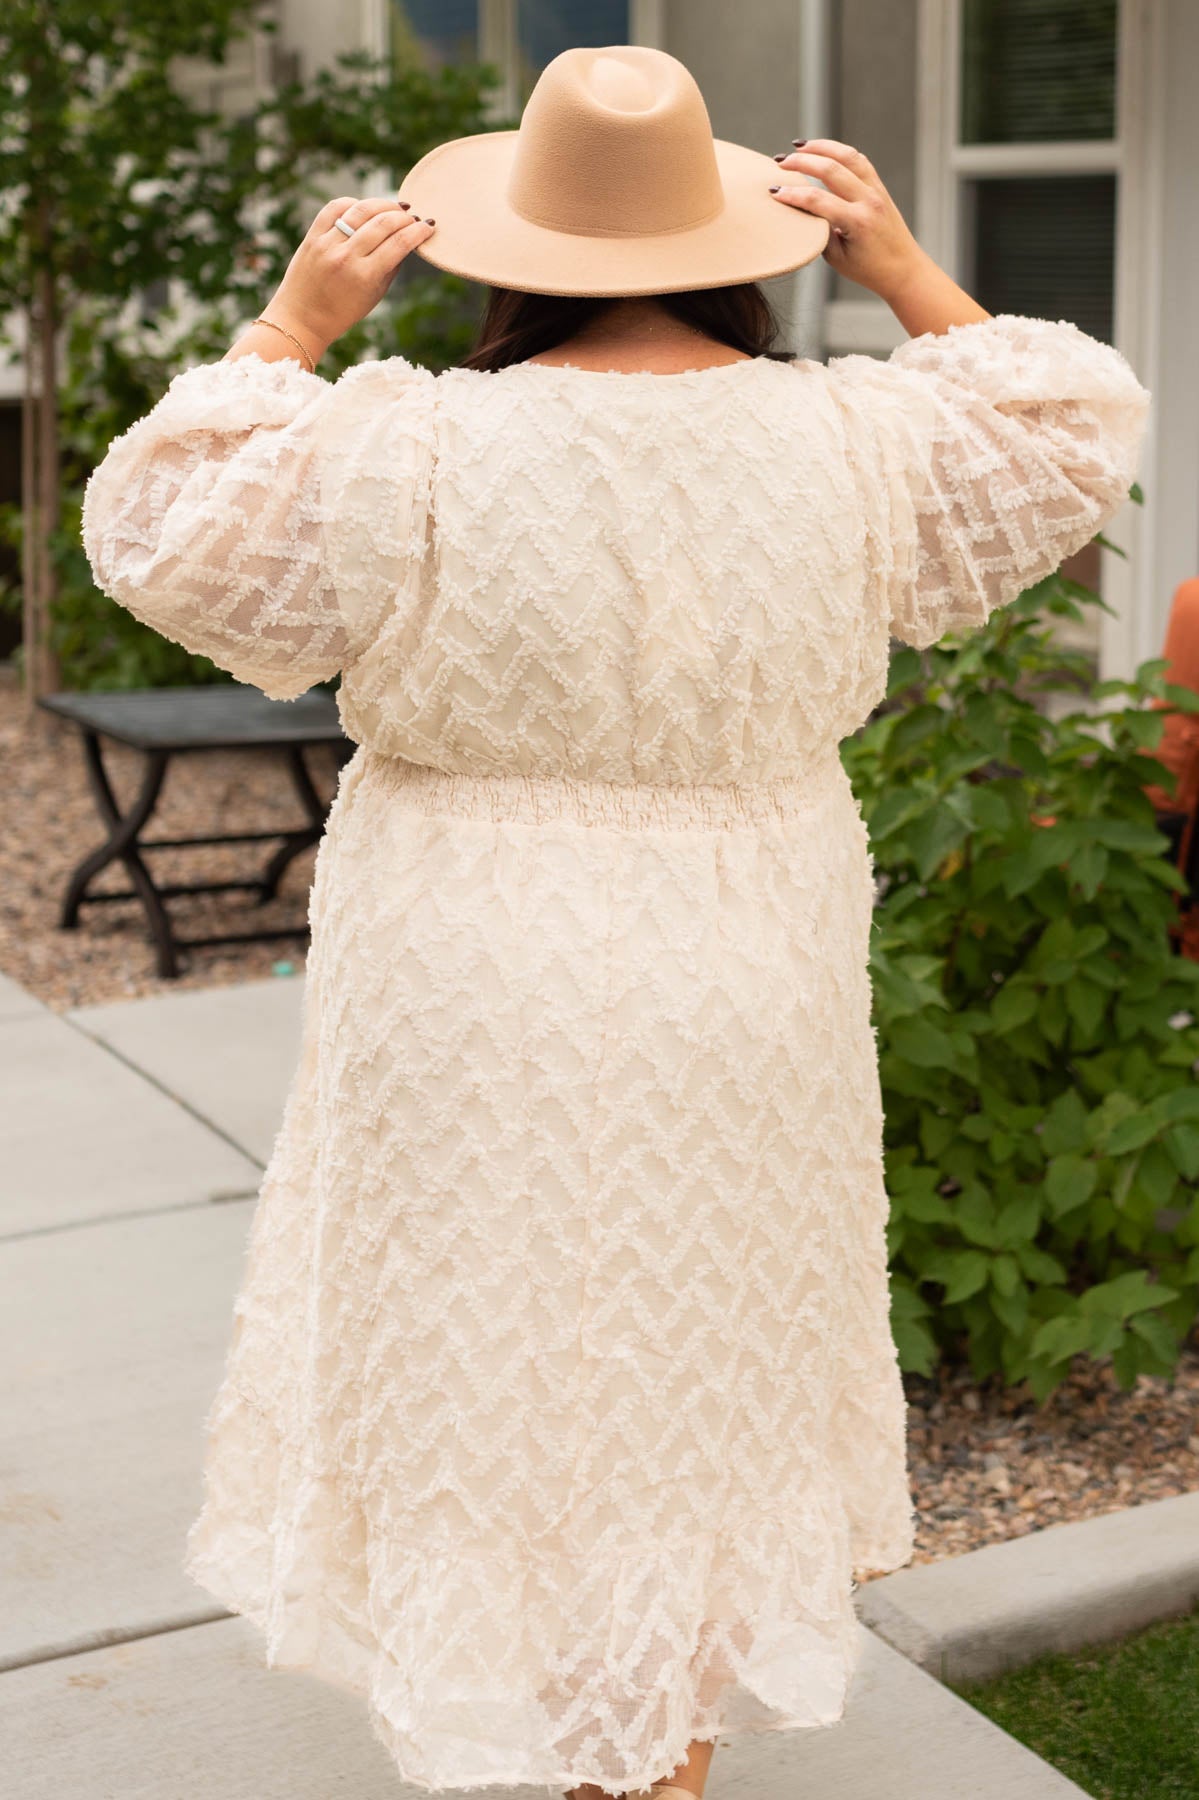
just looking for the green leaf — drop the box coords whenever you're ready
[1017,1243,1068,1284]
[936,1250,991,1303]
[1072,925,1112,959]
[1089,818,1171,855]
[887,648,925,696]
[907,806,970,882]
[1041,1089,1091,1157]
[1133,1140,1178,1210]
[991,1253,1021,1297]
[1119,709,1167,749]
[898,1183,955,1225]
[892,1311,938,1375]
[890,1018,962,1072]
[1070,844,1110,900]
[1105,1112,1161,1156]
[1129,1309,1180,1362]
[1162,1087,1199,1122]
[992,983,1039,1032]
[1039,985,1069,1046]
[889,1277,938,1373]
[1162,1123,1199,1180]
[1079,1269,1181,1320]
[919,1112,958,1161]
[1030,1312,1091,1365]
[991,1129,1016,1163]
[995,1189,1042,1244]
[957,1190,1005,1249]
[1045,1154,1098,1217]
[1065,978,1108,1040]
[991,1284,1030,1336]
[869,783,933,844]
[1110,1335,1141,1389]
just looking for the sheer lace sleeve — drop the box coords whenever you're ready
[826,313,1152,650]
[81,350,436,701]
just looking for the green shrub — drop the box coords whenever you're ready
[0,23,501,694]
[843,523,1199,1399]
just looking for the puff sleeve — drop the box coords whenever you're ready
[81,350,436,701]
[827,314,1152,650]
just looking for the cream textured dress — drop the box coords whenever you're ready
[81,313,1150,1794]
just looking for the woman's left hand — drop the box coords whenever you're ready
[260,193,437,362]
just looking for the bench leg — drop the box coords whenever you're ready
[60,734,181,979]
[255,745,328,903]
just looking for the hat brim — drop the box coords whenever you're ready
[396,132,829,297]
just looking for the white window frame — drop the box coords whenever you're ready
[368,1,664,118]
[915,0,1164,680]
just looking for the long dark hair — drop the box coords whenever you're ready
[459,281,792,373]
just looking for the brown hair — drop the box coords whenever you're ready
[458,281,793,373]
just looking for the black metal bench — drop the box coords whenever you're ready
[39,686,355,979]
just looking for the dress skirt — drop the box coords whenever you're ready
[182,745,916,1794]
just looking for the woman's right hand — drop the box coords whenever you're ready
[261,194,437,362]
[768,138,931,303]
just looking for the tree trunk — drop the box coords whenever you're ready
[20,300,39,722]
[35,217,61,697]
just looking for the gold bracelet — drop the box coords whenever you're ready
[249,315,318,373]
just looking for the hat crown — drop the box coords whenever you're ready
[507,46,723,238]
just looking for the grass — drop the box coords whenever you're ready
[948,1602,1199,1799]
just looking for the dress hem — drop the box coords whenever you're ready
[182,1486,914,1795]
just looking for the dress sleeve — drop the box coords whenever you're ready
[81,350,436,701]
[825,313,1152,650]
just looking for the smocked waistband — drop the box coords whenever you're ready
[354,751,850,832]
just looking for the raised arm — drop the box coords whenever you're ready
[828,313,1150,649]
[771,139,1151,649]
[82,192,439,701]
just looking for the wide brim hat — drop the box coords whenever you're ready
[398,44,829,297]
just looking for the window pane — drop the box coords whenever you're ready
[961,0,1117,144]
[516,1,629,101]
[965,174,1115,342]
[391,0,480,69]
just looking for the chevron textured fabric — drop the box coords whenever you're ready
[81,315,1150,1793]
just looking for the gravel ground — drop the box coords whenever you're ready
[902,1332,1199,1571]
[1,675,334,1007]
[3,672,1197,1568]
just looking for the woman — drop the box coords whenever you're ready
[81,44,1151,1800]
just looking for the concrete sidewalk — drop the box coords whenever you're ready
[1,966,1097,1798]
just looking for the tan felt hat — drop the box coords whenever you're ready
[397,44,829,297]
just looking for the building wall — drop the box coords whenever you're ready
[1147,0,1199,640]
[279,0,364,77]
[829,0,919,305]
[664,0,799,151]
[663,0,807,341]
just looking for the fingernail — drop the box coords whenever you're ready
[773,153,786,162]
[768,185,780,194]
[792,138,807,146]
[425,217,436,226]
[398,200,411,210]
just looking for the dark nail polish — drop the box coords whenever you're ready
[768,185,780,194]
[792,138,807,147]
[425,217,436,226]
[398,200,411,210]
[773,153,786,161]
